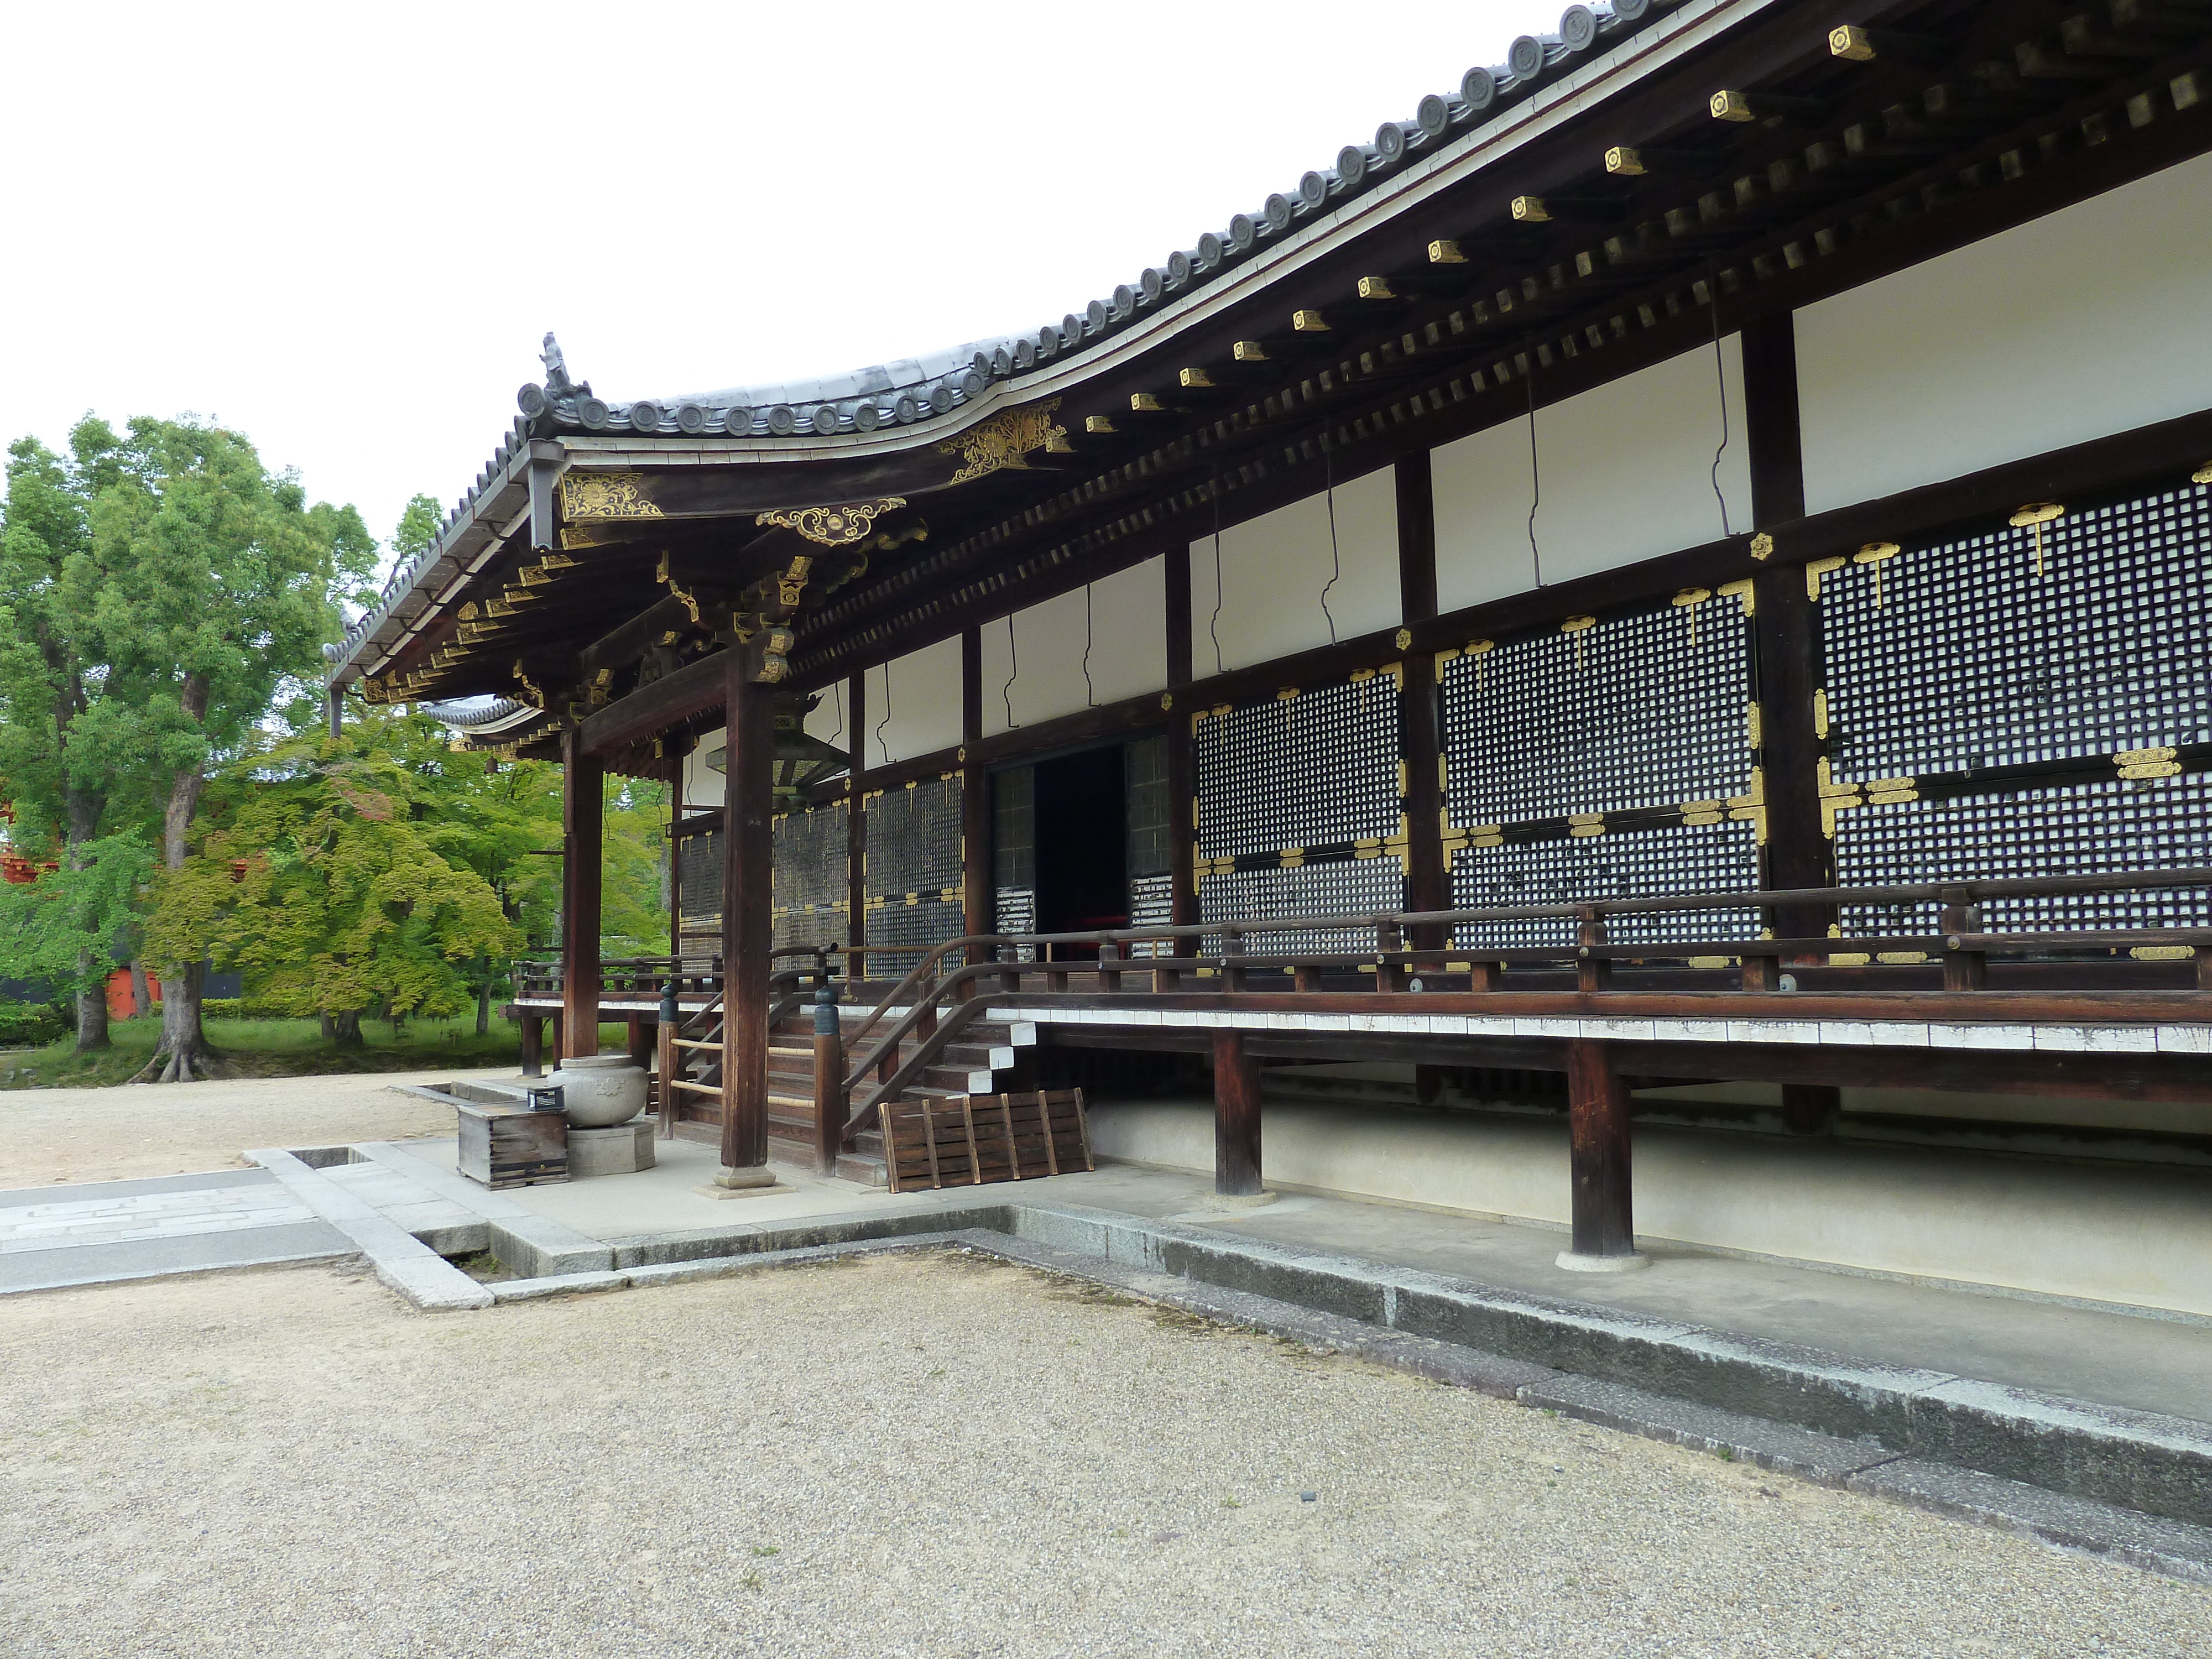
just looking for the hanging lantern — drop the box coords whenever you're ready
[1853,541,1900,609]
[2008,502,2065,578]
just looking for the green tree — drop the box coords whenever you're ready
[602,774,671,958]
[0,416,373,1076]
[149,709,519,1035]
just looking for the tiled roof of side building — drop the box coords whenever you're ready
[337,0,1689,679]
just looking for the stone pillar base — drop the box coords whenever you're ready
[695,1165,784,1200]
[567,1121,656,1179]
[1202,1190,1280,1212]
[1554,1249,1651,1274]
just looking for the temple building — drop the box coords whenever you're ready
[332,0,2212,1312]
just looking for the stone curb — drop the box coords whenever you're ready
[247,1149,491,1312]
[347,1142,612,1278]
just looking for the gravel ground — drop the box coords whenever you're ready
[0,1071,486,1188]
[2,1252,2205,1659]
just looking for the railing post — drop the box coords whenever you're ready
[1221,927,1246,993]
[1098,939,1123,994]
[656,983,678,1140]
[999,943,1024,998]
[812,978,844,1173]
[519,1012,544,1078]
[1940,885,1987,991]
[1378,919,1408,993]
[1741,946,1781,991]
[1575,908,1610,994]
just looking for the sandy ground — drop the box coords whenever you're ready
[1,1253,2205,1659]
[0,1070,500,1189]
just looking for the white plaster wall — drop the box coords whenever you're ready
[1797,152,2212,515]
[682,728,724,811]
[1088,1100,2212,1317]
[802,681,852,753]
[980,556,1168,738]
[1432,337,1750,615]
[1187,468,1397,675]
[864,635,962,768]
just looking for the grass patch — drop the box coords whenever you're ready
[0,1014,629,1091]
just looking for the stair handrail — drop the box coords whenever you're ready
[836,935,1019,1063]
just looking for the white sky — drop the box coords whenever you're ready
[1,1,1551,556]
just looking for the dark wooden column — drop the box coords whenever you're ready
[666,745,685,958]
[1396,452,1448,948]
[845,671,868,969]
[1165,543,1198,927]
[1211,1030,1262,1197]
[1561,1039,1645,1268]
[560,725,603,1060]
[1744,312,1827,920]
[718,654,774,1177]
[961,627,992,962]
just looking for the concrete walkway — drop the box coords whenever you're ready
[0,1170,349,1293]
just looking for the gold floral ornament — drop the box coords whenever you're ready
[559,471,664,520]
[754,498,906,547]
[938,399,1067,484]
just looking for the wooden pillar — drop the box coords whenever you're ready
[1743,311,1828,941]
[1165,542,1198,928]
[1211,1031,1262,1197]
[1782,1083,1839,1136]
[845,671,868,976]
[1396,452,1448,950]
[666,745,685,959]
[626,1013,652,1070]
[718,655,775,1180]
[560,726,603,1059]
[1559,1040,1645,1270]
[961,628,992,962]
[519,1012,544,1078]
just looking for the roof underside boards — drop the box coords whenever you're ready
[357,0,2212,766]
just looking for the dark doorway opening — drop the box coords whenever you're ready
[1033,745,1127,948]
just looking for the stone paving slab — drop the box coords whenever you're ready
[0,1185,315,1254]
[0,1220,351,1295]
[0,1167,275,1209]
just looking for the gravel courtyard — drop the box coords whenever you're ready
[2,1251,2205,1659]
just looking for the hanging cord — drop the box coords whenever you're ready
[1524,349,1545,587]
[1001,614,1019,728]
[1707,266,1735,538]
[1082,583,1096,706]
[1318,435,1342,644]
[1209,471,1226,675]
[874,662,893,766]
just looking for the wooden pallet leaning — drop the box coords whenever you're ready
[877,1089,1093,1193]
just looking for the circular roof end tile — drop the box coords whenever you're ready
[1414,93,1449,143]
[723,406,753,436]
[1139,267,1165,305]
[1460,65,1498,113]
[1335,144,1368,188]
[1560,4,1598,50]
[1228,212,1256,252]
[928,382,955,415]
[853,402,880,432]
[895,392,922,423]
[1062,311,1086,343]
[810,405,839,435]
[1036,325,1060,359]
[1166,249,1192,287]
[1014,335,1037,368]
[578,397,609,430]
[1086,298,1109,332]
[629,400,661,433]
[1613,0,1651,19]
[767,405,797,435]
[1196,231,1223,270]
[959,366,985,397]
[1110,283,1135,319]
[1296,170,1328,213]
[517,383,547,418]
[1507,34,1546,79]
[675,402,706,434]
[1262,192,1293,233]
[1373,122,1407,165]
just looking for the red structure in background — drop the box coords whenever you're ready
[1,797,141,1016]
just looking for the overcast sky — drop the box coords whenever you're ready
[2,1,1552,556]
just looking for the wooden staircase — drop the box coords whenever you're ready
[662,998,1037,1187]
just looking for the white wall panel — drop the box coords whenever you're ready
[1187,468,1397,675]
[864,635,962,767]
[980,556,1166,738]
[1432,337,1749,616]
[1798,153,2212,515]
[683,727,724,811]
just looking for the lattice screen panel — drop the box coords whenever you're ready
[994,886,1037,962]
[1835,775,2212,934]
[1822,482,2212,782]
[771,800,847,953]
[1443,596,1751,828]
[1451,822,1760,951]
[1196,672,1400,862]
[1128,873,1175,957]
[865,898,967,980]
[1200,855,1404,956]
[678,829,723,932]
[863,776,965,978]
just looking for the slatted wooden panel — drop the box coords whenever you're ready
[879,1089,1092,1193]
[456,1102,568,1190]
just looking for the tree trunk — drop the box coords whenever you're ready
[331,1010,363,1046]
[130,962,152,1018]
[66,788,109,1053]
[131,675,216,1084]
[476,965,491,1039]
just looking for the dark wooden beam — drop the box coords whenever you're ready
[580,645,743,758]
[1563,1039,1640,1265]
[580,593,700,679]
[1165,542,1198,929]
[719,656,774,1176]
[560,725,603,1058]
[961,627,992,962]
[1396,451,1448,947]
[1212,1031,1263,1197]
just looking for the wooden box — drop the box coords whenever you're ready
[456,1101,569,1189]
